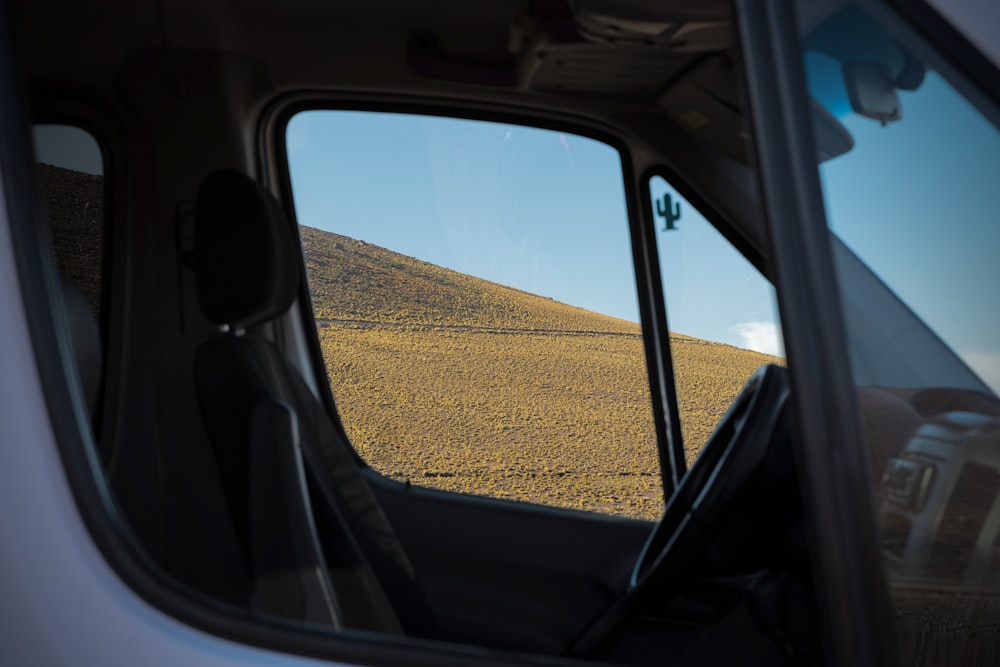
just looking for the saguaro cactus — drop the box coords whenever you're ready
[656,193,681,230]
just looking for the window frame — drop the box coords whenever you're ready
[0,65,521,667]
[639,164,782,473]
[734,1,899,664]
[6,95,597,667]
[29,92,134,467]
[30,118,112,432]
[883,0,1000,111]
[268,97,686,502]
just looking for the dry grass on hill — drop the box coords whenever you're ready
[319,326,663,517]
[670,337,784,462]
[301,226,635,334]
[303,225,781,521]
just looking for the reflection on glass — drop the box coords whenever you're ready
[799,3,1000,663]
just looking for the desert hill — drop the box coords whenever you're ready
[300,224,780,519]
[300,225,640,335]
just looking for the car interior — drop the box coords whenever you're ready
[9,0,1000,665]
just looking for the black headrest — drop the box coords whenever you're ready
[60,275,102,420]
[195,170,300,328]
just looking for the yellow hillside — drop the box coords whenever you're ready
[301,226,638,334]
[302,225,780,520]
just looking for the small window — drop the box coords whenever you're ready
[287,111,662,519]
[649,175,783,464]
[33,124,104,321]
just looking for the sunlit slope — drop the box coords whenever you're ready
[301,226,638,334]
[302,225,780,520]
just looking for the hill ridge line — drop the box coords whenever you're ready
[300,225,638,334]
[303,226,631,322]
[316,317,644,338]
[302,225,778,358]
[316,316,742,347]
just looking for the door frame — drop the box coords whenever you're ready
[734,1,898,665]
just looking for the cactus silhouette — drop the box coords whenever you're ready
[656,193,681,230]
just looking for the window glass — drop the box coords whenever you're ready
[649,176,782,463]
[287,112,662,519]
[799,3,1000,662]
[33,124,104,319]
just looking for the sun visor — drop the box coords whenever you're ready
[658,55,749,163]
[659,55,854,164]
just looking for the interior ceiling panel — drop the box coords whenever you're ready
[18,0,734,118]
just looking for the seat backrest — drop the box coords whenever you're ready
[192,170,432,634]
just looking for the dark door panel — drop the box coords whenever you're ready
[366,470,652,653]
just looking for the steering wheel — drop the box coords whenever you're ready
[630,364,790,592]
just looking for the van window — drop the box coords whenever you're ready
[33,123,104,320]
[287,112,663,519]
[649,175,782,463]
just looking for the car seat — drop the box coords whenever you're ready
[192,169,435,634]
